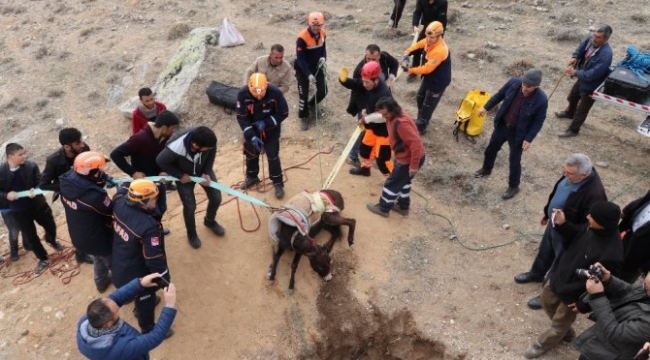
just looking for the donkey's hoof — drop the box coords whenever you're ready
[287,288,294,296]
[268,279,275,285]
[349,243,355,250]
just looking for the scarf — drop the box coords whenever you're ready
[87,318,125,338]
[137,103,159,120]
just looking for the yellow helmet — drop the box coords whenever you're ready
[425,21,444,37]
[74,151,106,176]
[127,179,159,203]
[308,12,324,26]
[248,73,268,100]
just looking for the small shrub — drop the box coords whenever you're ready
[34,46,50,60]
[167,23,191,41]
[548,28,584,43]
[504,59,536,77]
[631,13,649,23]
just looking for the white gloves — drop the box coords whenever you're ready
[308,74,316,84]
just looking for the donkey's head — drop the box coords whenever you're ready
[304,242,333,282]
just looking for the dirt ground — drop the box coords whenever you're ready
[1,0,650,359]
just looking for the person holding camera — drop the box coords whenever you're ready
[77,272,177,360]
[524,200,624,359]
[573,263,650,360]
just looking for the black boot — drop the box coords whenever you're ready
[203,217,225,236]
[349,167,371,177]
[9,239,19,261]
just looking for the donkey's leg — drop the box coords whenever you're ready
[324,213,357,249]
[267,243,287,285]
[288,251,303,294]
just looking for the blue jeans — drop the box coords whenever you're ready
[530,222,566,280]
[482,122,524,188]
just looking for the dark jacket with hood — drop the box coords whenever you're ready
[39,143,91,201]
[574,276,650,360]
[77,278,176,360]
[619,190,650,281]
[59,170,113,256]
[542,168,607,225]
[156,129,216,179]
[339,77,392,137]
[550,221,624,304]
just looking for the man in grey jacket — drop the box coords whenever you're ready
[156,126,224,249]
[574,262,650,360]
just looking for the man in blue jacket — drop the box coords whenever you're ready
[474,69,548,200]
[557,25,613,138]
[77,272,176,360]
[60,151,114,292]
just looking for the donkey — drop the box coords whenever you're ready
[267,189,356,293]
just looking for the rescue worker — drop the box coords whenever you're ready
[111,179,172,337]
[346,44,399,167]
[59,151,114,292]
[339,62,393,177]
[237,73,289,199]
[409,0,448,82]
[295,11,327,131]
[156,126,223,249]
[367,97,425,217]
[402,21,452,135]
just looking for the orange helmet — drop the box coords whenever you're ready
[74,151,106,176]
[425,21,444,37]
[361,61,381,80]
[248,73,268,100]
[127,179,159,203]
[308,12,324,26]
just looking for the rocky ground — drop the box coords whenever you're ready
[1,0,650,359]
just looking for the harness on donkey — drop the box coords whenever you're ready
[268,190,340,249]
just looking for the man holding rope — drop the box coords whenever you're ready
[237,73,289,199]
[295,11,328,131]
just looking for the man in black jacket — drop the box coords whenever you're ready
[156,126,223,249]
[0,143,62,274]
[110,110,179,231]
[39,127,93,264]
[408,0,448,82]
[514,153,607,309]
[523,201,624,359]
[618,189,650,283]
[112,179,172,336]
[59,151,114,292]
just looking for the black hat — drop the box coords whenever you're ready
[522,68,543,87]
[589,200,621,230]
[154,110,180,127]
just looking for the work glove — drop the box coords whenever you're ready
[318,57,326,67]
[339,66,349,82]
[308,74,316,84]
[251,137,264,153]
[254,120,265,132]
[401,55,410,72]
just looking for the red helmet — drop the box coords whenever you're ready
[361,61,381,80]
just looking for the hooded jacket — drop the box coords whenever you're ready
[574,276,650,360]
[550,221,624,304]
[59,170,113,256]
[156,129,216,179]
[76,278,176,360]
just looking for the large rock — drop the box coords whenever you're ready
[118,27,219,119]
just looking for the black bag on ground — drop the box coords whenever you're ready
[206,80,239,113]
[604,66,650,103]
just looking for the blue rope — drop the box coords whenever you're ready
[617,45,650,81]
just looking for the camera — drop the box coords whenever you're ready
[575,264,604,282]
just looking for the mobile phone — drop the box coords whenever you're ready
[152,269,170,288]
[551,211,556,228]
